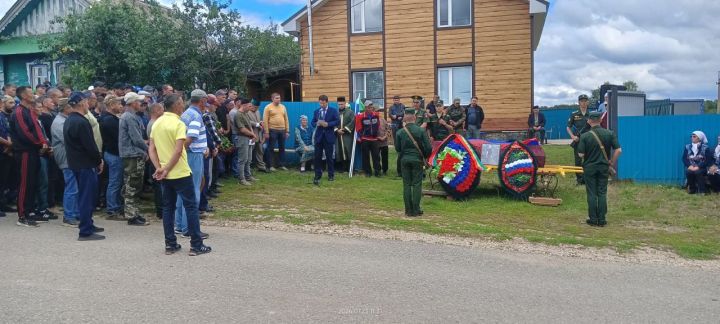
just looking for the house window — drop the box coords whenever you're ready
[29,64,50,89]
[438,66,471,105]
[438,0,471,27]
[55,63,68,85]
[352,71,385,108]
[351,0,382,33]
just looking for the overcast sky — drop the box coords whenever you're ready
[2,0,718,106]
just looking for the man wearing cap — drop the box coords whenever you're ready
[175,89,210,239]
[464,96,485,139]
[52,98,80,226]
[311,95,340,185]
[577,111,622,227]
[148,94,211,256]
[334,96,355,173]
[120,92,150,226]
[63,91,105,240]
[447,98,466,135]
[355,100,382,177]
[527,105,546,143]
[99,95,124,219]
[429,100,448,141]
[395,108,432,217]
[9,86,48,226]
[567,94,592,185]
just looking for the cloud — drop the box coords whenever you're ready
[535,0,720,106]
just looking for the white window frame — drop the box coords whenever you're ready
[438,66,472,105]
[351,0,382,33]
[26,62,50,90]
[352,70,385,108]
[437,0,472,28]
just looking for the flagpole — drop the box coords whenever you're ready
[349,96,360,178]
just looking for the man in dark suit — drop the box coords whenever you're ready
[311,95,340,185]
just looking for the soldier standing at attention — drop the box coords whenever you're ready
[567,94,591,185]
[411,96,429,130]
[577,112,622,227]
[334,96,355,173]
[395,107,432,217]
[446,98,466,135]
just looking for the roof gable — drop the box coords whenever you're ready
[0,0,91,37]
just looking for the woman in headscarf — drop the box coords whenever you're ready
[709,134,720,192]
[295,115,315,172]
[682,130,712,194]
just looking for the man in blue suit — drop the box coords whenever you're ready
[311,95,340,186]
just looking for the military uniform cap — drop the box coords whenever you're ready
[404,108,416,115]
[411,95,423,101]
[578,94,589,101]
[588,111,603,120]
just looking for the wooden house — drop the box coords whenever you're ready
[0,0,91,90]
[281,0,548,130]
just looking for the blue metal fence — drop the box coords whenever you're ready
[540,108,575,140]
[617,115,720,185]
[259,101,363,168]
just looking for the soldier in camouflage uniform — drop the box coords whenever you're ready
[566,94,591,185]
[446,98,466,135]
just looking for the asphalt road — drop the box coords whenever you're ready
[0,215,718,323]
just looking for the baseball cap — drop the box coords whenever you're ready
[364,100,374,106]
[190,89,208,99]
[68,91,89,105]
[124,92,146,104]
[138,90,152,97]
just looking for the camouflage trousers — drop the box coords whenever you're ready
[122,157,145,218]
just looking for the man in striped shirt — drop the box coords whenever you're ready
[174,89,210,238]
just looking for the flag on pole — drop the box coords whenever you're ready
[354,96,365,113]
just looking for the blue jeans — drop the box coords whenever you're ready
[73,168,98,237]
[104,152,124,213]
[230,135,240,177]
[161,175,204,248]
[35,156,49,211]
[264,129,286,168]
[175,152,203,233]
[62,169,79,221]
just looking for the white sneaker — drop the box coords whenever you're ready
[300,166,306,172]
[239,180,252,186]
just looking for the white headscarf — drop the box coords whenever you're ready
[692,131,707,144]
[715,136,720,161]
[690,131,707,156]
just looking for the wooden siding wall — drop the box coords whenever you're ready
[6,0,89,37]
[475,0,531,130]
[298,0,350,101]
[350,34,383,69]
[384,0,434,105]
[297,0,533,130]
[436,28,473,65]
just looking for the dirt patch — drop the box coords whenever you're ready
[203,218,720,271]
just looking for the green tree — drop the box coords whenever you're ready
[705,100,718,114]
[623,80,639,92]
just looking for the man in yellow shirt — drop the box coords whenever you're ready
[148,94,211,256]
[262,93,289,171]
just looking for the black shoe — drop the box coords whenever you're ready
[165,243,182,255]
[189,245,212,256]
[207,191,219,198]
[17,217,39,227]
[93,225,105,233]
[78,233,105,241]
[204,206,215,213]
[156,212,163,219]
[0,210,5,217]
[313,178,320,186]
[42,209,58,220]
[586,219,599,227]
[128,216,149,226]
[328,176,335,182]
[182,231,210,239]
[32,212,50,223]
[1,205,17,213]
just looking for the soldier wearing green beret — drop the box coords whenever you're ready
[567,94,592,185]
[577,111,622,227]
[395,108,432,217]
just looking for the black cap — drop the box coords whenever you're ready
[240,98,251,105]
[578,94,589,101]
[393,95,400,100]
[337,96,346,102]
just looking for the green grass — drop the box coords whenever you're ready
[203,145,720,260]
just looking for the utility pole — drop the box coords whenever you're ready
[307,0,314,77]
[716,71,719,114]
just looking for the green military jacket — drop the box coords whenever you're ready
[395,123,432,163]
[567,109,590,136]
[577,126,621,171]
[446,105,466,132]
[335,106,356,162]
[415,108,429,128]
[431,112,451,140]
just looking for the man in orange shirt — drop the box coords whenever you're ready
[262,93,289,171]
